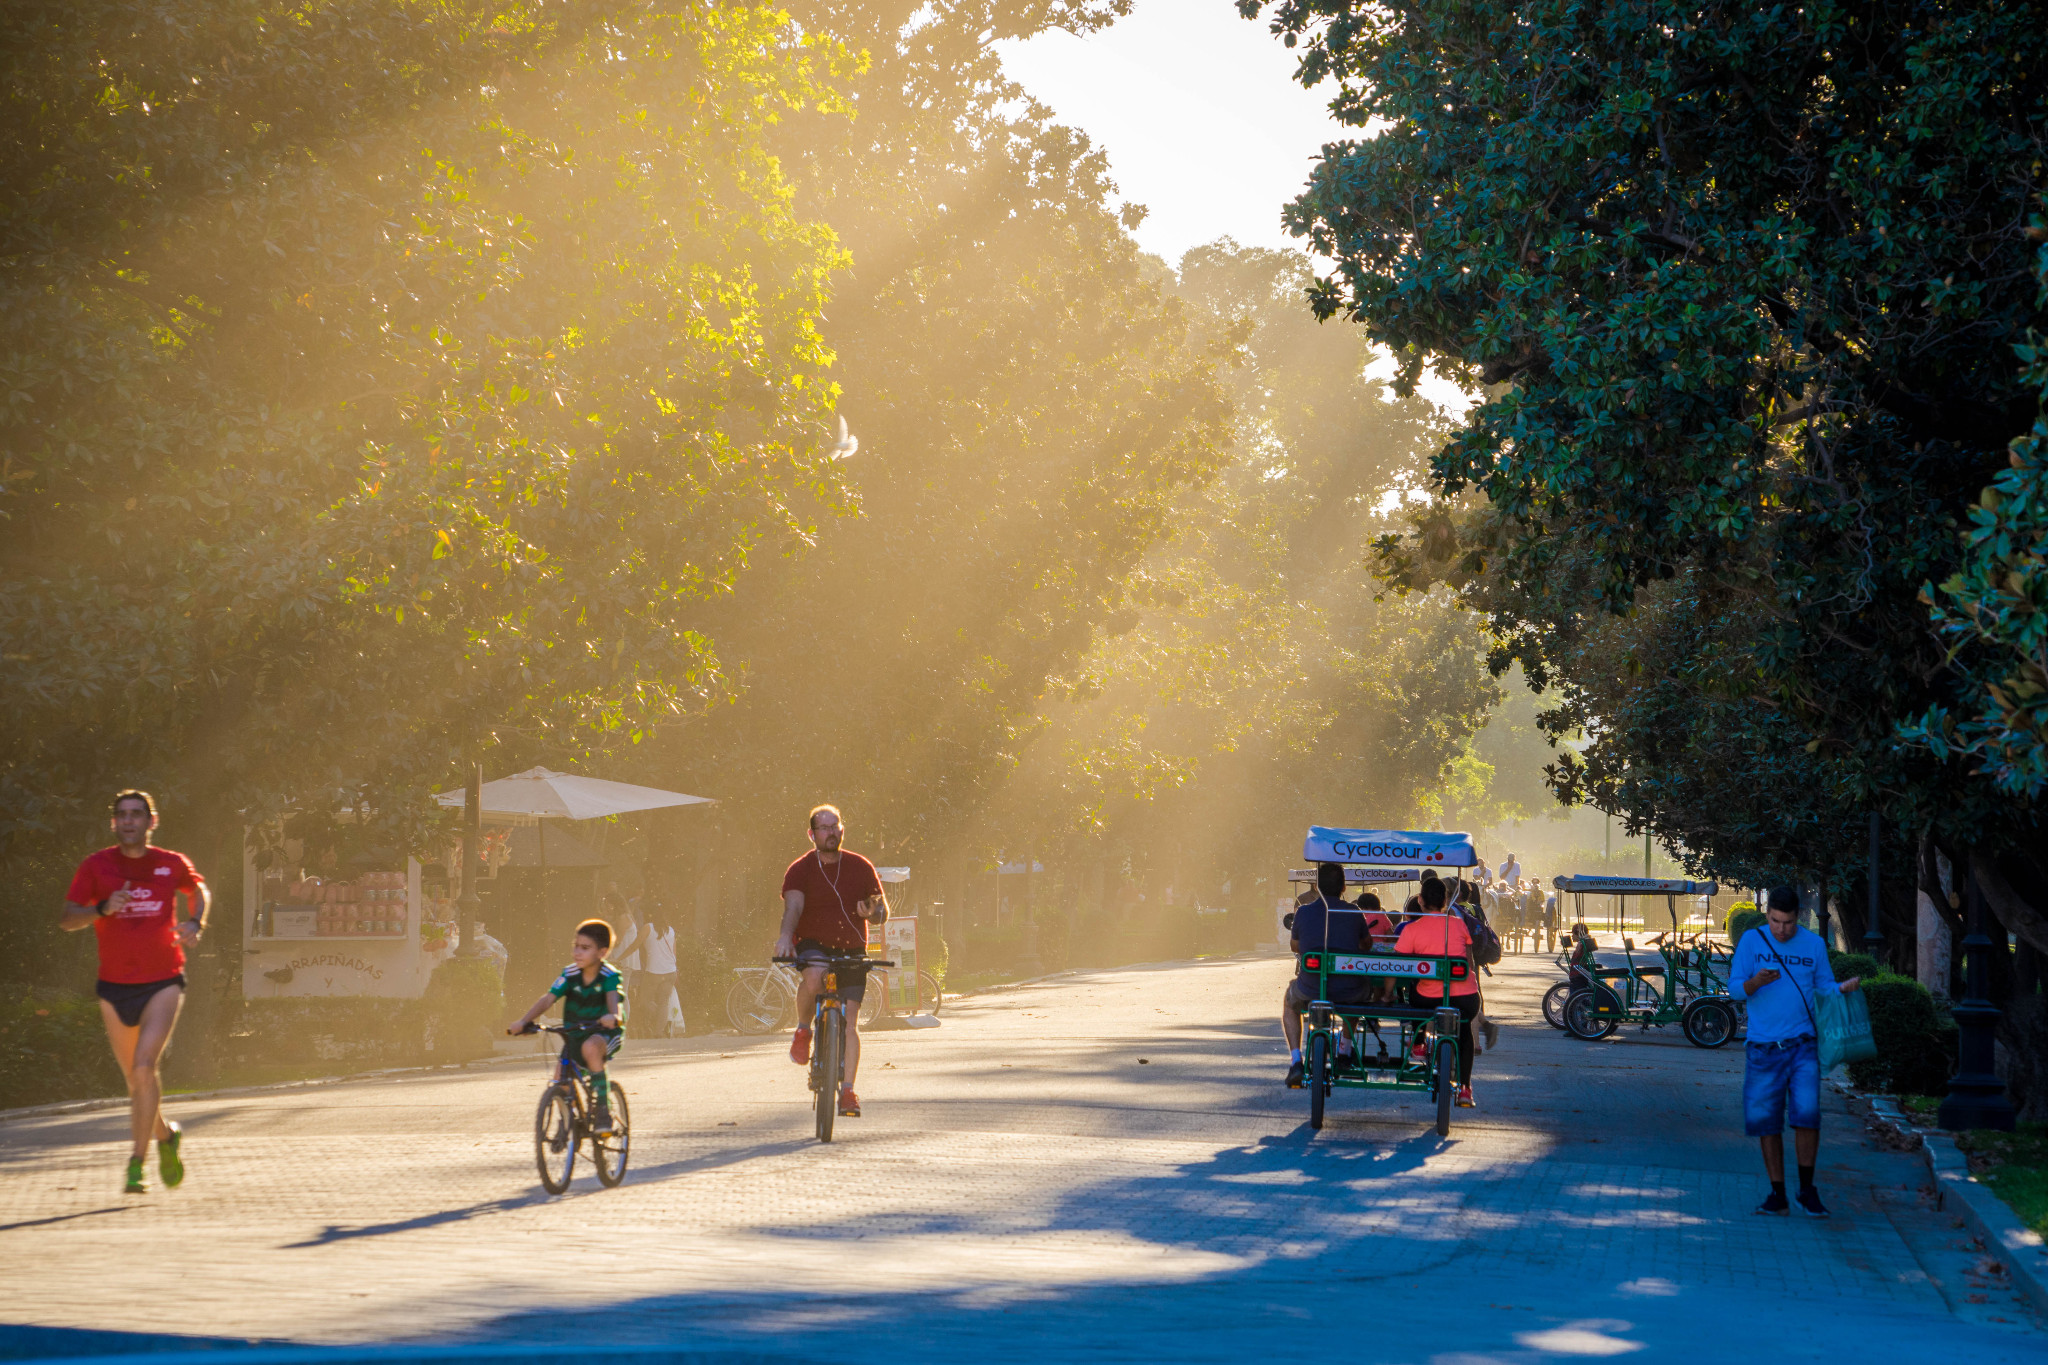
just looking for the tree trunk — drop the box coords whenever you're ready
[2005,942,2048,1123]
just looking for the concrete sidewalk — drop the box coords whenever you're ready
[1,952,2040,1362]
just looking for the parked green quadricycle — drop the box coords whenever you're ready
[1289,826,1481,1137]
[1550,874,1738,1047]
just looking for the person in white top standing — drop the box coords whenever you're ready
[638,901,680,1038]
[608,881,643,1020]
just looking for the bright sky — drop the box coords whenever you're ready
[994,0,1344,265]
[997,3,1472,413]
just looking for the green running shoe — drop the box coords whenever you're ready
[124,1157,147,1194]
[158,1122,184,1188]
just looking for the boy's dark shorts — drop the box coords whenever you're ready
[560,1027,623,1063]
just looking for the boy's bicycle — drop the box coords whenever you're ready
[774,953,892,1143]
[518,1022,630,1193]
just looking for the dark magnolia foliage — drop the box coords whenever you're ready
[1912,220,2048,799]
[1,1,861,863]
[1244,0,2048,908]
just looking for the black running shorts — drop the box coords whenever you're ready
[96,975,186,1028]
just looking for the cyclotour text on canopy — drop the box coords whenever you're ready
[1303,827,1478,868]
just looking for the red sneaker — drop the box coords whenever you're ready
[838,1087,861,1117]
[789,1028,812,1065]
[1456,1085,1476,1108]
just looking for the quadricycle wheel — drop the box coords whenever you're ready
[1542,981,1571,1030]
[1308,1032,1328,1131]
[1564,990,1619,1040]
[1682,998,1737,1049]
[1434,1039,1456,1137]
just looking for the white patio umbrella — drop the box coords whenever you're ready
[433,767,714,943]
[434,766,714,822]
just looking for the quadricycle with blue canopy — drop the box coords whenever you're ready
[1286,825,1480,1137]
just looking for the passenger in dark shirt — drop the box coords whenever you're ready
[1283,863,1370,1088]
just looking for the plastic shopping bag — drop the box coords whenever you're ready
[1817,989,1879,1071]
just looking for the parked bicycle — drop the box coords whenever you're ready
[774,953,892,1142]
[727,960,941,1034]
[518,1022,630,1193]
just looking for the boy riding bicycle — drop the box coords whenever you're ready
[509,918,624,1133]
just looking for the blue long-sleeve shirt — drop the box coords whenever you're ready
[1729,925,1839,1043]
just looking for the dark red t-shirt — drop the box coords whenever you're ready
[67,846,204,984]
[781,850,883,952]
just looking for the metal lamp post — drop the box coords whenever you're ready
[1862,813,1885,965]
[1937,858,2016,1131]
[455,763,482,957]
[1017,850,1043,976]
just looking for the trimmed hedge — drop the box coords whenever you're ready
[1846,972,1955,1096]
[1828,951,1881,981]
[419,955,505,1060]
[1725,903,1765,939]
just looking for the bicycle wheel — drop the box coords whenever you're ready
[1308,1032,1328,1131]
[814,1008,842,1143]
[1434,1040,1457,1137]
[534,1085,578,1194]
[1541,981,1570,1030]
[1564,990,1618,1040]
[858,981,886,1028]
[726,973,792,1035]
[919,970,943,1013]
[594,1083,631,1186]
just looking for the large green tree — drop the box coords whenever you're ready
[1915,219,2048,799]
[1247,0,2048,1108]
[991,241,1505,912]
[1,1,857,868]
[619,0,1230,887]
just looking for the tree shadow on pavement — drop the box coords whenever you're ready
[283,1138,817,1246]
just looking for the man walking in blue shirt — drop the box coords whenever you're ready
[1729,886,1862,1216]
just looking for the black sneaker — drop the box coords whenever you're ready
[591,1103,615,1135]
[1755,1190,1790,1215]
[1284,1060,1305,1089]
[1796,1187,1830,1218]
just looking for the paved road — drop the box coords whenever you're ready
[1,952,2041,1362]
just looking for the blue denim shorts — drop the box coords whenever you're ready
[1743,1036,1820,1135]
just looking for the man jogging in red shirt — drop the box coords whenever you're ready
[772,805,888,1118]
[61,790,208,1193]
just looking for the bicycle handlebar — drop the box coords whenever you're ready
[515,1021,616,1036]
[772,955,895,968]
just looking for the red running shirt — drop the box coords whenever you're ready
[781,851,883,953]
[67,846,204,984]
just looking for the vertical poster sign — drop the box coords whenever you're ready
[883,917,919,1012]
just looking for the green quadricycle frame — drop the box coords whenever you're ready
[1289,825,1484,1137]
[1550,875,1739,1049]
[1295,940,1473,1137]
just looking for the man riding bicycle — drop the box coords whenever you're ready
[773,804,889,1117]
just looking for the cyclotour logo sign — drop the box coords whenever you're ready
[1330,840,1427,861]
[1332,955,1438,977]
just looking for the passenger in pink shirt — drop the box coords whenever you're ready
[1394,878,1481,1109]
